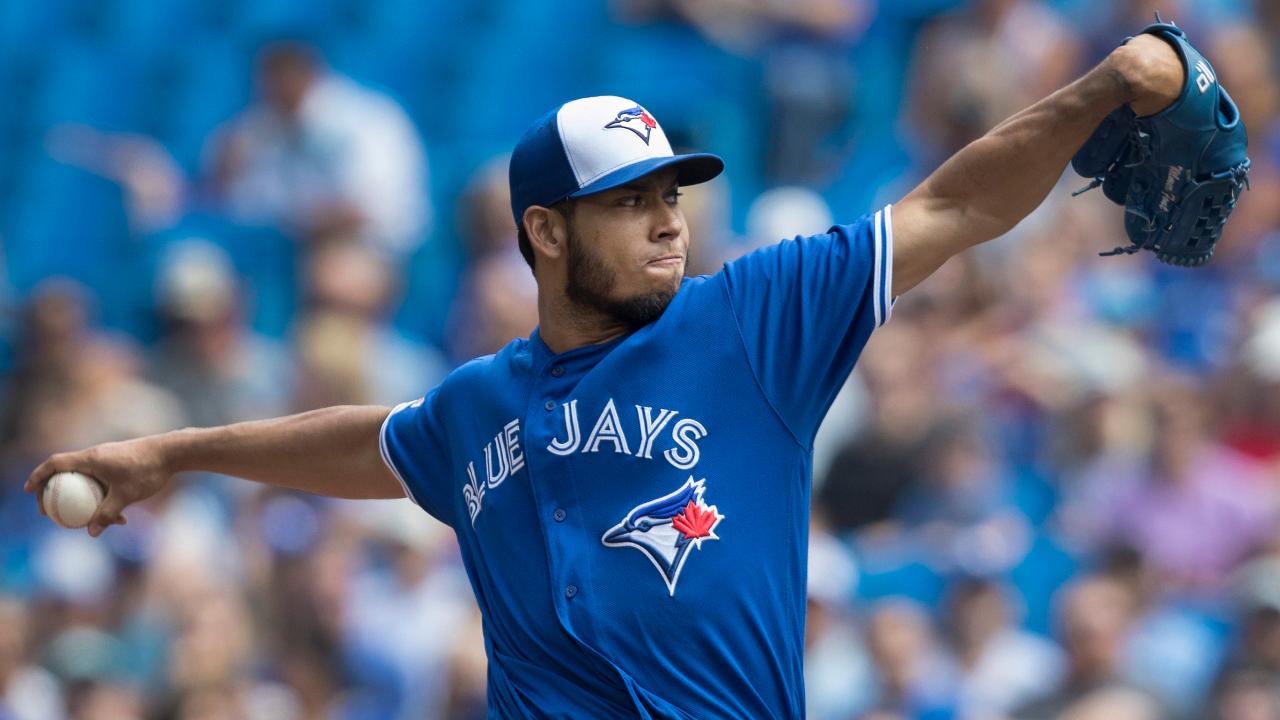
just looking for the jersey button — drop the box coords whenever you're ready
[553,508,566,522]
[565,584,578,598]
[551,366,565,377]
[543,399,556,411]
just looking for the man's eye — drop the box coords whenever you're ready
[665,191,683,204]
[618,196,640,207]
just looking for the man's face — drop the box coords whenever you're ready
[256,48,316,120]
[560,168,688,328]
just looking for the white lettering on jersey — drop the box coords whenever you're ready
[548,399,581,456]
[464,462,486,525]
[548,399,704,469]
[634,406,678,459]
[462,417,525,525]
[505,419,525,474]
[584,398,632,454]
[484,432,509,488]
[663,418,708,470]
[465,400,710,529]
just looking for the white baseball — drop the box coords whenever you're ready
[43,472,106,529]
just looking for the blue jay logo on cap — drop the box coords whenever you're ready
[604,106,659,145]
[602,477,724,596]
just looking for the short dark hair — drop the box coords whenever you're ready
[256,36,323,74]
[516,200,575,273]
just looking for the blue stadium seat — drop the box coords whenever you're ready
[150,41,253,171]
[97,0,205,57]
[4,154,144,332]
[228,0,334,38]
[327,0,474,52]
[0,0,74,55]
[28,41,147,131]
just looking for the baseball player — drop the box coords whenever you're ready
[27,30,1195,719]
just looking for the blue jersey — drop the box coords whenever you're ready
[380,208,894,719]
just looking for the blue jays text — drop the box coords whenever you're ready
[463,398,707,525]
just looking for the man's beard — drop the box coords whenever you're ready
[564,229,678,329]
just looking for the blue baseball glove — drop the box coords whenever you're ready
[1072,17,1250,267]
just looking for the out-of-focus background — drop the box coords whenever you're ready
[0,0,1278,718]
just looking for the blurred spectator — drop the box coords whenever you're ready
[0,280,185,465]
[148,239,291,427]
[863,598,958,717]
[805,527,873,720]
[907,0,1082,164]
[1222,296,1280,468]
[708,0,870,182]
[165,588,255,711]
[1206,24,1280,259]
[0,597,64,720]
[1013,575,1159,719]
[1220,543,1280,685]
[1210,669,1280,720]
[72,683,143,720]
[891,414,1033,578]
[0,280,91,459]
[1106,548,1225,716]
[441,610,488,720]
[623,0,871,183]
[456,157,517,262]
[342,502,473,720]
[1055,685,1163,720]
[446,158,538,360]
[944,577,1064,718]
[745,186,834,248]
[207,40,429,259]
[254,507,360,719]
[818,321,938,531]
[1092,384,1276,594]
[292,241,447,409]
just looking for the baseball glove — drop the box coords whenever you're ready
[1071,17,1250,267]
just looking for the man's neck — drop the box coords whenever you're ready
[536,292,630,355]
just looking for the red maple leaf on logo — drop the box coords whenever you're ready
[672,501,719,541]
[640,110,657,129]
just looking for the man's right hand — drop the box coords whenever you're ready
[25,407,406,536]
[25,435,174,537]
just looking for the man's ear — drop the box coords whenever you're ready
[524,206,567,262]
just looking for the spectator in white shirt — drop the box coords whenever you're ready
[208,40,429,260]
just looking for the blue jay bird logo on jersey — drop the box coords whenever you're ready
[602,477,724,596]
[604,106,658,145]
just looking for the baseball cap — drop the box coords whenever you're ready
[509,96,724,228]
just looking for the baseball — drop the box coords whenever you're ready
[43,472,105,529]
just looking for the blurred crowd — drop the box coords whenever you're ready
[2,0,1280,718]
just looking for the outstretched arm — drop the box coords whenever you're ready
[891,34,1185,295]
[25,405,404,537]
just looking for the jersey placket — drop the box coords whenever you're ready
[523,347,598,639]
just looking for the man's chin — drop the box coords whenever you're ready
[606,287,677,329]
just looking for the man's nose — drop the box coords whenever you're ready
[653,201,683,242]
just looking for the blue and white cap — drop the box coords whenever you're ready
[509,96,724,228]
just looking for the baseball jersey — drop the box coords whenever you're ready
[380,207,894,719]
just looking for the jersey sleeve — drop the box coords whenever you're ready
[379,388,457,527]
[720,205,893,445]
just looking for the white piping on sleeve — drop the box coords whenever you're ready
[379,401,419,504]
[872,209,884,327]
[883,204,895,325]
